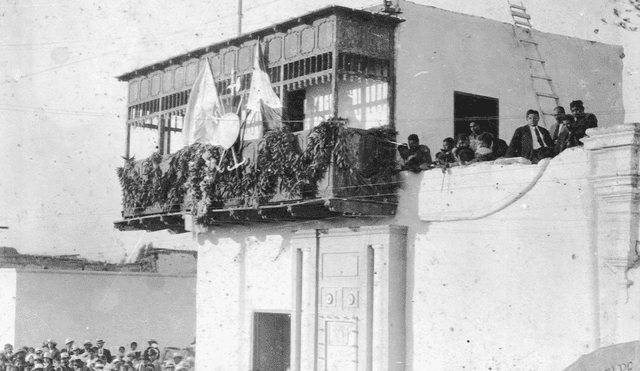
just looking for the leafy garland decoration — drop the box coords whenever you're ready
[117,118,398,223]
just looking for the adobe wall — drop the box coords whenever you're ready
[394,2,624,151]
[1,269,196,351]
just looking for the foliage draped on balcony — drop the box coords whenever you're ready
[117,118,397,222]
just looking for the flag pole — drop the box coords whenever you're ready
[237,0,243,36]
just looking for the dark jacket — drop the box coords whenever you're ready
[506,125,554,162]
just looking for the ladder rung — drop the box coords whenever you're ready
[525,56,545,63]
[519,39,538,45]
[536,92,559,99]
[531,74,552,81]
[511,10,531,20]
[510,4,527,11]
[515,19,533,28]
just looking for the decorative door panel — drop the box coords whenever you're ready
[317,241,372,371]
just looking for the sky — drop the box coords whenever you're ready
[1,0,639,262]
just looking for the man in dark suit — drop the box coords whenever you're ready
[548,106,567,144]
[506,109,554,164]
[95,340,112,364]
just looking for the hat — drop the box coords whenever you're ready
[147,339,157,345]
[96,339,104,344]
[83,340,91,346]
[94,363,105,369]
[65,338,73,345]
[60,352,70,359]
[164,360,175,367]
[151,344,158,349]
[43,352,53,360]
[35,349,43,354]
[71,346,81,352]
[47,339,56,345]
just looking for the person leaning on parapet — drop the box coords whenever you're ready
[549,106,567,144]
[435,137,456,166]
[570,100,598,129]
[555,114,587,155]
[453,134,475,165]
[506,109,554,164]
[468,122,485,151]
[472,133,497,162]
[397,134,432,172]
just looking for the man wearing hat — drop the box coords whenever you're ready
[63,340,74,357]
[94,341,111,365]
[1,344,13,368]
[46,341,60,363]
[81,343,91,355]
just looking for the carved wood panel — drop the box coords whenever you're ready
[140,78,149,99]
[268,36,282,64]
[338,20,391,59]
[210,55,221,77]
[174,67,185,89]
[162,71,173,93]
[238,45,253,72]
[186,62,197,86]
[151,74,161,96]
[318,20,335,49]
[129,81,139,103]
[284,32,299,60]
[300,26,315,54]
[223,50,236,75]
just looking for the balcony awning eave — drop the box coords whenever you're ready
[114,198,397,232]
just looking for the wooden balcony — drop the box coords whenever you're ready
[114,121,399,232]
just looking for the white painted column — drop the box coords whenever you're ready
[370,244,385,371]
[292,230,318,371]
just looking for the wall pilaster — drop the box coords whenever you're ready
[584,123,640,346]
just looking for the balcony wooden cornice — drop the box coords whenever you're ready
[116,5,404,82]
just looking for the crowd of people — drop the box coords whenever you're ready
[397,100,598,172]
[0,339,194,371]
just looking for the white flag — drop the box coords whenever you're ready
[183,64,223,146]
[245,44,282,139]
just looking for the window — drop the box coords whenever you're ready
[454,92,499,140]
[284,89,306,132]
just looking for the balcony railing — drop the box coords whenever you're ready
[115,119,399,231]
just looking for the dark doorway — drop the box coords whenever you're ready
[253,312,291,371]
[284,89,305,132]
[454,92,499,140]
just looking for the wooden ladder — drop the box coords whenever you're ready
[508,1,560,127]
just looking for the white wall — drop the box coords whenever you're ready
[196,231,295,371]
[196,149,602,370]
[396,148,596,370]
[3,269,196,351]
[394,2,624,152]
[0,269,17,346]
